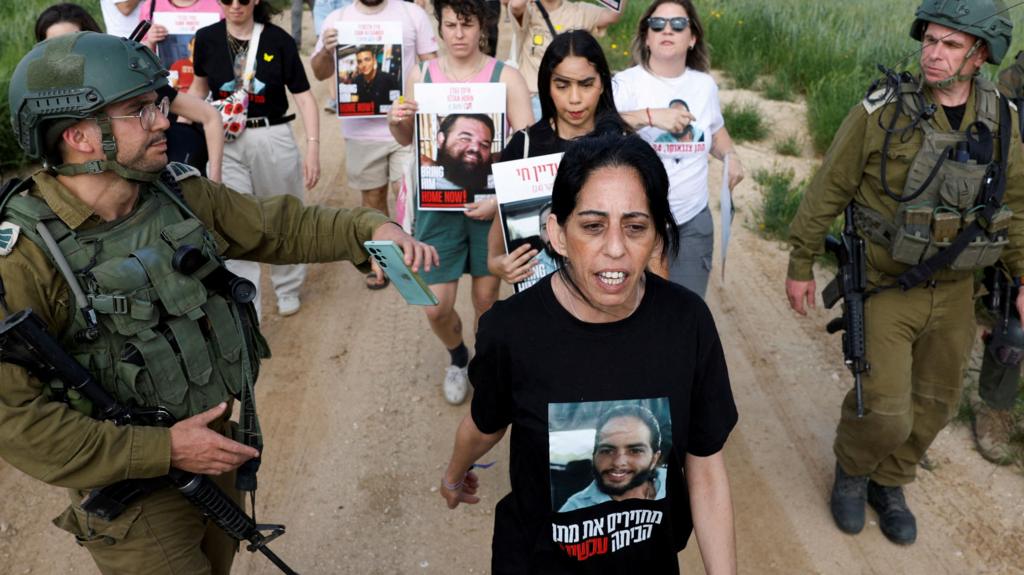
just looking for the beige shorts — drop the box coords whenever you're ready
[345,139,411,190]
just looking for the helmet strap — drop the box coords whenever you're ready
[50,113,161,183]
[932,40,983,89]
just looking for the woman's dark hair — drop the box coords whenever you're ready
[253,0,283,24]
[434,0,496,52]
[550,133,679,300]
[35,3,102,41]
[537,29,630,136]
[633,0,710,72]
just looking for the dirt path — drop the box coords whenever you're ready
[1,9,1022,575]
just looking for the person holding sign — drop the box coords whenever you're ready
[488,29,629,288]
[311,0,438,289]
[139,0,224,71]
[440,133,737,574]
[388,0,532,406]
[613,0,745,298]
[506,0,625,121]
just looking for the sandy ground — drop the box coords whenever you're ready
[1,7,1023,575]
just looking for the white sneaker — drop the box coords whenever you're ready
[443,364,469,405]
[277,295,301,317]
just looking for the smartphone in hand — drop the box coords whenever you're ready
[363,240,440,306]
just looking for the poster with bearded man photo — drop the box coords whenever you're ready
[414,82,506,211]
[549,398,672,513]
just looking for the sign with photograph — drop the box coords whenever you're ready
[335,20,403,117]
[414,82,506,211]
[148,1,223,91]
[492,153,564,292]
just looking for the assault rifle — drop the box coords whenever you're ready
[0,308,297,574]
[822,204,869,418]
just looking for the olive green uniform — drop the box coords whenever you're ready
[0,171,388,574]
[788,80,1024,486]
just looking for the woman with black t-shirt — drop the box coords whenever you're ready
[189,0,320,318]
[486,29,630,286]
[441,133,738,574]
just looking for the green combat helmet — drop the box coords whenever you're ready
[8,31,168,181]
[910,0,1013,65]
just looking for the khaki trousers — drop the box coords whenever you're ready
[833,275,975,486]
[55,471,241,575]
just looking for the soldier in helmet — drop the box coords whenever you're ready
[0,32,435,573]
[785,0,1024,545]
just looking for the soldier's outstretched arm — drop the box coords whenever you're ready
[181,177,396,271]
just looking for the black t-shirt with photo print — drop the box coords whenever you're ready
[192,20,310,121]
[469,272,737,574]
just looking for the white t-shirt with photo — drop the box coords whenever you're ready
[612,66,724,226]
[101,0,143,38]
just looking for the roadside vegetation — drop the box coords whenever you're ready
[752,167,803,241]
[721,101,767,143]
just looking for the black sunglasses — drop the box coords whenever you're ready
[647,17,689,32]
[220,0,252,6]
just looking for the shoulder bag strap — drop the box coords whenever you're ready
[241,23,264,91]
[533,0,558,38]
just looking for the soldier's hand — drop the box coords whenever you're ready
[786,278,816,316]
[321,27,338,51]
[169,403,259,475]
[1016,289,1024,322]
[372,222,439,274]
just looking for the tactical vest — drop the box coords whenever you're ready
[856,77,1012,272]
[0,164,268,446]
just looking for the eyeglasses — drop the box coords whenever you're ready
[647,17,690,32]
[106,97,170,131]
[219,0,251,6]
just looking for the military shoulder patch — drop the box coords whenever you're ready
[165,162,202,182]
[862,87,895,115]
[0,222,21,256]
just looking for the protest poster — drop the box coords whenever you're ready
[147,0,223,91]
[335,21,403,117]
[414,82,506,211]
[492,152,563,292]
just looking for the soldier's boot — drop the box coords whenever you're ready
[830,461,867,534]
[972,403,1017,465]
[867,481,917,545]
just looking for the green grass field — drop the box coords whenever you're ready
[601,0,1024,154]
[1,1,102,170]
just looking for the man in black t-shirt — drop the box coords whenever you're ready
[560,405,666,513]
[353,46,400,111]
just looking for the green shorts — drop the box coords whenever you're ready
[414,210,493,285]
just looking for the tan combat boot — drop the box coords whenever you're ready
[972,403,1017,465]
